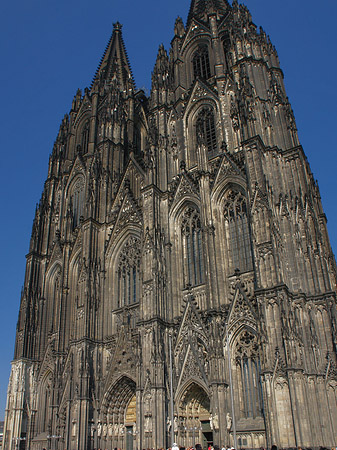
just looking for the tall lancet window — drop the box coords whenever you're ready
[234,330,263,418]
[224,190,253,273]
[52,271,61,333]
[193,45,211,80]
[81,121,90,154]
[117,237,141,308]
[70,177,85,228]
[181,207,205,287]
[196,108,218,158]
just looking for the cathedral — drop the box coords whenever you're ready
[3,0,337,449]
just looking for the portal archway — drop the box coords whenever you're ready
[177,382,212,449]
[101,376,136,450]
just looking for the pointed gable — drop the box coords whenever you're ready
[103,324,137,393]
[181,18,211,54]
[251,182,269,213]
[227,282,258,337]
[183,79,219,117]
[175,297,209,393]
[211,151,245,193]
[170,171,200,208]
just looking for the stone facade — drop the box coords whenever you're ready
[3,1,337,449]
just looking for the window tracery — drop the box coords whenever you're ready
[70,177,85,228]
[117,237,141,308]
[52,272,61,333]
[224,190,253,272]
[81,121,90,154]
[196,108,217,158]
[234,330,262,418]
[192,45,211,80]
[181,207,205,287]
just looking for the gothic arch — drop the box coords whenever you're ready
[227,322,258,348]
[66,174,85,228]
[174,381,211,448]
[36,370,54,434]
[101,375,136,424]
[45,263,62,335]
[68,251,83,341]
[176,379,210,407]
[185,96,222,167]
[73,109,91,154]
[228,327,264,420]
[45,262,62,285]
[170,202,205,292]
[105,224,142,259]
[184,93,219,127]
[220,187,253,274]
[170,192,201,222]
[105,229,142,332]
[211,178,248,206]
[182,36,213,87]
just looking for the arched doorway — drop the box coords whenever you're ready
[101,376,136,450]
[177,382,212,449]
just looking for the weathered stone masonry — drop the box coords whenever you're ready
[4,1,337,449]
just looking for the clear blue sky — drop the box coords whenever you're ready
[0,0,336,420]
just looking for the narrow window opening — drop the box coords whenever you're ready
[181,207,205,287]
[196,108,218,158]
[193,45,211,80]
[224,191,253,273]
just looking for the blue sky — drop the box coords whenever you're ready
[0,0,336,420]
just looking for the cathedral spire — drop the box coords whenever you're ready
[91,21,134,92]
[187,0,230,26]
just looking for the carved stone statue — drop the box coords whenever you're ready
[226,413,232,431]
[72,420,77,437]
[103,422,107,437]
[212,413,219,430]
[173,415,179,433]
[108,423,113,437]
[97,421,102,437]
[167,417,171,432]
[145,415,152,433]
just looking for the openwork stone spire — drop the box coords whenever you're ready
[91,21,134,92]
[187,0,230,25]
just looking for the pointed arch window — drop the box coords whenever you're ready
[181,207,205,287]
[70,177,85,228]
[234,330,263,418]
[224,191,253,273]
[81,121,90,154]
[117,237,141,308]
[51,271,61,334]
[134,126,142,153]
[193,45,211,80]
[196,108,218,158]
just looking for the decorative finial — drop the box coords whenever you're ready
[113,22,122,31]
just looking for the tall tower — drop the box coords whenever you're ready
[4,1,337,449]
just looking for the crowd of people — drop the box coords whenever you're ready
[38,444,337,450]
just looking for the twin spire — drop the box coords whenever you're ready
[91,22,134,92]
[91,0,231,91]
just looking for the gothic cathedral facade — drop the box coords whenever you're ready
[4,1,337,449]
